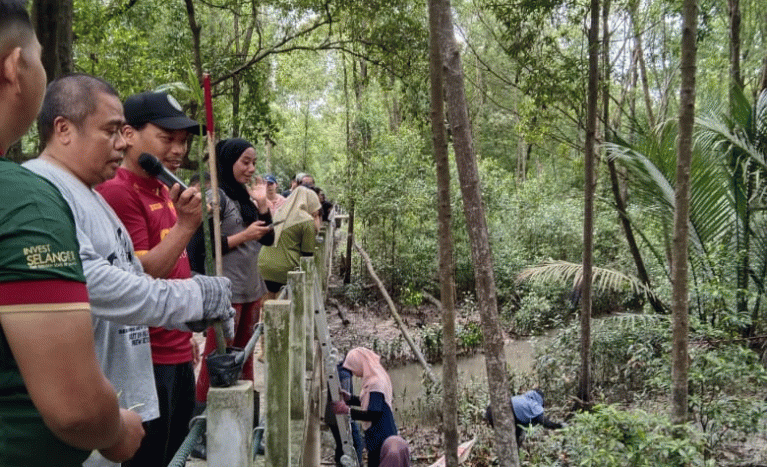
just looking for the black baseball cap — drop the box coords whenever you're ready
[123,91,206,135]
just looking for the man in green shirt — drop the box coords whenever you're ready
[0,2,144,465]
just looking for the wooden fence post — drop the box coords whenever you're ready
[301,257,315,371]
[207,381,253,467]
[288,270,307,420]
[264,299,291,467]
[301,344,323,467]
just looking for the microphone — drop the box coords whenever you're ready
[138,153,188,190]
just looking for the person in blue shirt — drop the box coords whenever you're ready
[485,389,563,445]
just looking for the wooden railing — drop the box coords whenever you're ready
[260,216,338,466]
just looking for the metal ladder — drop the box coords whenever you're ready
[311,272,359,467]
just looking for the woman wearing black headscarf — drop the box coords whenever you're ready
[188,138,274,406]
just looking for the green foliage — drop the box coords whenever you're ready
[351,123,439,293]
[400,373,490,428]
[73,0,275,145]
[420,324,442,363]
[534,315,670,402]
[371,334,405,363]
[670,341,767,455]
[338,276,375,306]
[610,87,767,331]
[528,405,713,467]
[537,316,767,461]
[512,289,561,334]
[457,321,483,351]
[477,0,588,112]
[419,319,482,363]
[399,284,423,307]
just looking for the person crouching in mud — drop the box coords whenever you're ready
[485,389,563,446]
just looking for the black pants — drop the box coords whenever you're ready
[124,362,195,467]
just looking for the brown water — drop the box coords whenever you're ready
[385,338,539,410]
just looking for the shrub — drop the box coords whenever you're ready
[671,341,767,457]
[534,314,669,403]
[512,289,572,335]
[526,404,713,467]
[419,319,483,364]
[420,324,442,363]
[457,321,483,351]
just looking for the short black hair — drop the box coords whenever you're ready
[0,1,35,51]
[37,73,119,144]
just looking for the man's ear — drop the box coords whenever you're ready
[122,124,136,144]
[52,115,73,145]
[1,47,22,91]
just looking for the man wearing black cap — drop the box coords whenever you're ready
[96,91,205,467]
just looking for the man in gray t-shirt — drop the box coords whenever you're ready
[25,74,235,467]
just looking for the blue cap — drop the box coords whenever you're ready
[264,174,277,184]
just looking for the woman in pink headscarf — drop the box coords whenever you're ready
[332,347,410,467]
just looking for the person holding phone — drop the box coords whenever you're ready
[187,138,273,459]
[257,185,322,300]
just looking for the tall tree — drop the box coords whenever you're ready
[32,0,73,81]
[672,0,698,426]
[11,0,75,162]
[728,0,742,97]
[434,0,519,464]
[427,1,458,465]
[579,0,600,406]
[726,0,750,322]
[230,1,257,138]
[628,1,655,129]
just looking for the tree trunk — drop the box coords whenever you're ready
[184,0,203,83]
[344,205,355,284]
[265,136,273,174]
[577,0,600,407]
[32,0,73,82]
[728,0,742,96]
[760,42,767,93]
[387,75,402,132]
[232,76,242,137]
[354,242,436,382]
[726,0,749,322]
[342,53,353,285]
[516,111,527,182]
[601,0,610,139]
[230,2,257,138]
[435,0,519,464]
[27,0,73,161]
[603,1,663,315]
[427,1,458,464]
[629,4,655,129]
[232,9,242,138]
[671,0,697,427]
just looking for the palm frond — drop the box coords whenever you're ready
[595,313,669,331]
[755,90,767,153]
[697,116,765,170]
[516,260,663,305]
[606,137,720,263]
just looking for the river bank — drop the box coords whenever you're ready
[322,287,520,466]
